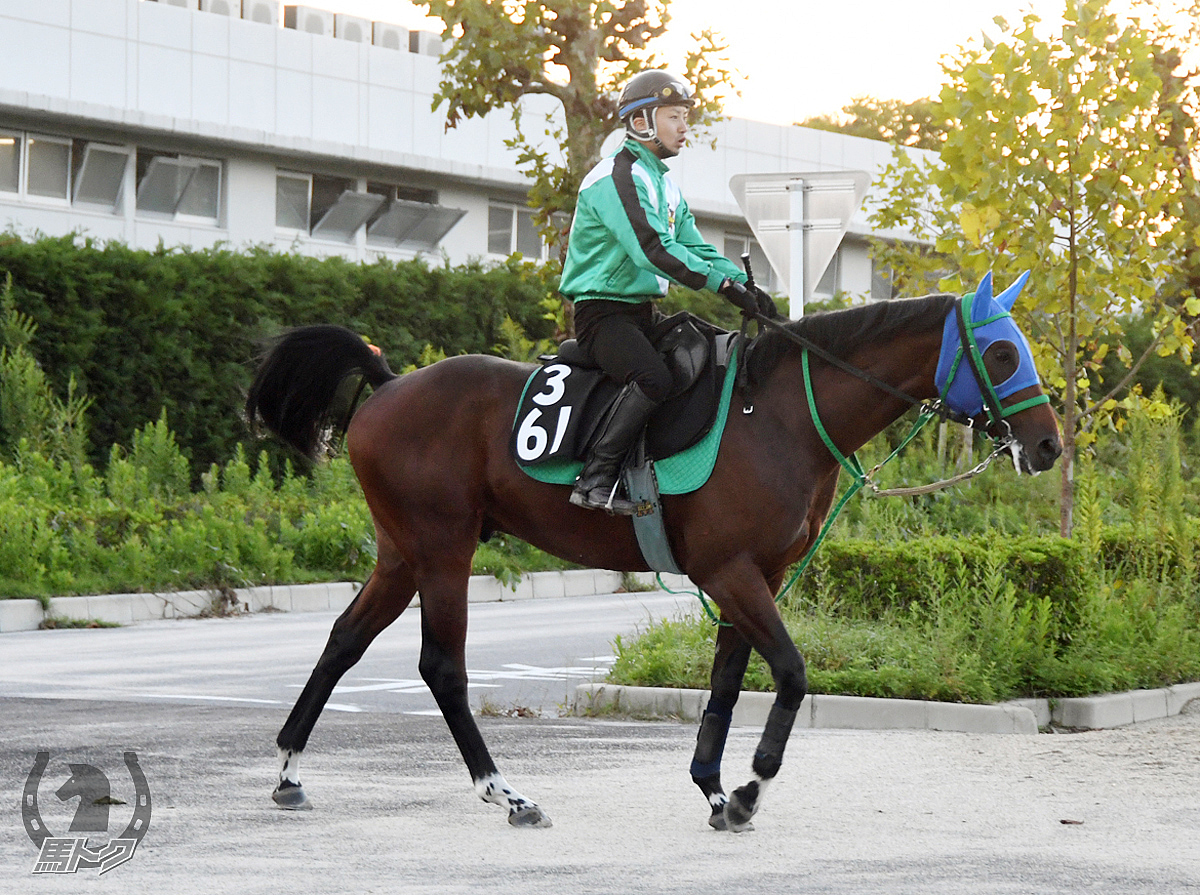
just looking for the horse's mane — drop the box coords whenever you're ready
[746,294,958,383]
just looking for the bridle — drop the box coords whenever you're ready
[946,290,1051,436]
[740,294,1049,444]
[680,296,1054,626]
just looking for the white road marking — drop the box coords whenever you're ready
[137,694,284,705]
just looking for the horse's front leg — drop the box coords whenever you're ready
[700,562,807,833]
[691,624,753,829]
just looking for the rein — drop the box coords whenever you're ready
[681,299,1045,627]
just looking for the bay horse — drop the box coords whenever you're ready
[245,273,1061,831]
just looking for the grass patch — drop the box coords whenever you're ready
[39,616,120,629]
[608,399,1200,703]
[609,555,1200,703]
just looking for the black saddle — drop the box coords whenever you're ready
[512,312,738,467]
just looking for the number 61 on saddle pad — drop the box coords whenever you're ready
[509,325,741,498]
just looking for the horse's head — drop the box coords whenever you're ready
[935,271,1062,474]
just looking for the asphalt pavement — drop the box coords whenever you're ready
[1,698,1198,894]
[2,593,1199,893]
[0,591,697,716]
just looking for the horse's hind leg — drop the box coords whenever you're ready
[416,565,551,828]
[691,624,753,829]
[273,555,416,810]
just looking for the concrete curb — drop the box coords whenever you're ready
[1007,682,1200,730]
[574,684,1039,735]
[574,681,1200,735]
[0,570,695,633]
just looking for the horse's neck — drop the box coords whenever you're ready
[780,330,942,459]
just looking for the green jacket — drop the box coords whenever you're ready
[560,139,745,304]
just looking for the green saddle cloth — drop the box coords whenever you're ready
[516,347,739,495]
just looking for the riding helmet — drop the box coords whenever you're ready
[617,70,695,141]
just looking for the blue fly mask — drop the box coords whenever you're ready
[935,271,1049,433]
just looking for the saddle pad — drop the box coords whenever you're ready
[510,362,612,466]
[515,346,739,496]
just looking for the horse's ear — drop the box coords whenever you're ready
[995,270,1031,311]
[971,272,994,320]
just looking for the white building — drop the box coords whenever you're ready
[0,0,908,303]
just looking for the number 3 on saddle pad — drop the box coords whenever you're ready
[512,364,609,464]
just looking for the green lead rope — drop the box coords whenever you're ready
[661,348,936,627]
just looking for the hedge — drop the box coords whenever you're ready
[0,233,559,473]
[782,534,1095,639]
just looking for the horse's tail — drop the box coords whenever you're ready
[246,324,397,460]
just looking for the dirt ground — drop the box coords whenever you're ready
[1,696,1198,894]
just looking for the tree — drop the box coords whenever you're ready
[796,96,952,150]
[420,0,739,248]
[869,0,1198,537]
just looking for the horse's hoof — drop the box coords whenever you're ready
[708,804,753,832]
[709,810,754,833]
[508,806,552,828]
[722,791,756,833]
[272,783,312,811]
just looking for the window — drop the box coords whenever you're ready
[0,132,21,194]
[277,172,379,240]
[136,151,222,222]
[276,172,465,248]
[0,132,129,213]
[275,173,311,231]
[308,174,357,233]
[366,182,464,250]
[871,260,894,301]
[72,143,130,211]
[312,190,384,242]
[26,135,72,200]
[489,203,543,258]
[722,235,775,291]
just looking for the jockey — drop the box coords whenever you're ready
[560,69,777,514]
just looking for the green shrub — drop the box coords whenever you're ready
[610,543,1200,702]
[610,401,1200,702]
[0,234,560,474]
[783,534,1092,639]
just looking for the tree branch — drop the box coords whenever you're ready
[1079,319,1172,419]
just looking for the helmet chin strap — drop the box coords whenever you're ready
[626,110,678,158]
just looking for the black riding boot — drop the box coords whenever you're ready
[570,382,659,515]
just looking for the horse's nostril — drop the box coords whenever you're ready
[1039,436,1063,465]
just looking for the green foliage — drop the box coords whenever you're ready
[0,234,559,474]
[868,0,1198,534]
[783,535,1092,638]
[796,96,952,150]
[0,438,574,600]
[473,534,580,588]
[610,399,1200,701]
[0,274,92,470]
[658,284,746,331]
[423,0,739,242]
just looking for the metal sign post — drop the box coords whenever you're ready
[730,171,871,318]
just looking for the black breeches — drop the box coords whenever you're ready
[574,299,673,403]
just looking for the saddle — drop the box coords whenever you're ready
[511,312,737,469]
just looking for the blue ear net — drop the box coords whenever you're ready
[935,272,1043,420]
